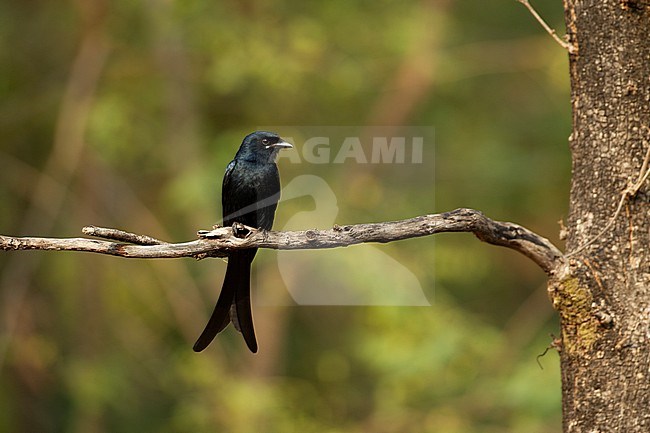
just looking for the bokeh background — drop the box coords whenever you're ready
[0,0,570,432]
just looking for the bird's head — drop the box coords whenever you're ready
[236,131,293,163]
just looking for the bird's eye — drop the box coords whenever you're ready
[261,138,270,145]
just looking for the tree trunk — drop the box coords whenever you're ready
[557,0,650,431]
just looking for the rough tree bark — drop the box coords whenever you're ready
[553,0,650,431]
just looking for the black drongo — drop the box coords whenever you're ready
[193,131,292,353]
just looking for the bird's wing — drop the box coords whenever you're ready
[221,160,238,227]
[222,160,260,229]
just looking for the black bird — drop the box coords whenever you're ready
[193,131,292,353]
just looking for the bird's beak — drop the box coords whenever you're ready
[267,139,293,149]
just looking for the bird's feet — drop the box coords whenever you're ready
[232,222,254,238]
[197,223,255,239]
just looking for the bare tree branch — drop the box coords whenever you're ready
[515,0,577,54]
[0,208,564,275]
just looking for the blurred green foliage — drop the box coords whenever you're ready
[0,0,569,431]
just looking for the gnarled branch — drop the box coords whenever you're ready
[0,208,564,275]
